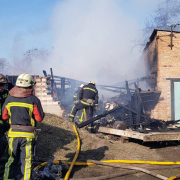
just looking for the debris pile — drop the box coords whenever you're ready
[33,156,69,180]
[37,71,180,133]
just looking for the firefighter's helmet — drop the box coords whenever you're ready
[79,84,84,88]
[16,73,36,87]
[89,81,95,85]
[0,74,7,84]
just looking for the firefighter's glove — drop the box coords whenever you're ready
[87,99,95,105]
[74,100,79,104]
[68,117,74,122]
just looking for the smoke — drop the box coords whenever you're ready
[38,0,144,85]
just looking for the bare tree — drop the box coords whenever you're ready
[11,56,33,74]
[140,0,180,48]
[10,48,52,74]
[23,48,52,62]
[0,58,9,74]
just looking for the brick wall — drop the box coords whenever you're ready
[35,76,64,117]
[143,36,158,90]
[144,30,180,121]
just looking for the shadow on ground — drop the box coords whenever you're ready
[128,138,180,149]
[65,146,109,178]
[35,122,76,158]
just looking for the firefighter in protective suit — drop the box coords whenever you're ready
[73,84,84,103]
[73,84,84,122]
[2,73,44,180]
[0,74,14,158]
[69,81,98,132]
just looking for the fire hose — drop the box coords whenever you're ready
[34,159,180,180]
[1,127,179,179]
[33,125,180,179]
[34,159,180,168]
[168,174,180,180]
[64,125,80,180]
[34,124,81,180]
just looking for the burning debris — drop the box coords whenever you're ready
[76,84,180,134]
[75,83,163,132]
[7,69,180,135]
[32,156,69,180]
[5,69,177,138]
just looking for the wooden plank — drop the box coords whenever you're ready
[143,132,180,142]
[98,127,144,140]
[134,84,144,124]
[98,127,180,142]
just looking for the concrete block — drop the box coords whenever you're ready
[52,102,59,105]
[41,102,47,106]
[46,102,53,105]
[42,79,47,82]
[36,83,42,86]
[41,97,53,101]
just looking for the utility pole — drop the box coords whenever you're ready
[167,23,180,50]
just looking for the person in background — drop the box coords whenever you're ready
[2,73,44,180]
[72,84,84,123]
[73,84,84,104]
[69,81,98,132]
[0,74,14,158]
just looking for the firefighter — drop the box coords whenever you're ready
[0,74,14,158]
[69,81,98,132]
[72,84,84,122]
[2,73,44,180]
[73,84,84,104]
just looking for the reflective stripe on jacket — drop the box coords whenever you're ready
[79,83,98,105]
[8,128,35,138]
[0,90,9,121]
[2,94,44,138]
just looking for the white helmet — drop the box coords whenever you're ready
[89,81,95,85]
[16,73,36,87]
[79,84,84,88]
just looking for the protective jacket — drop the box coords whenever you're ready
[0,90,10,136]
[73,89,80,103]
[0,90,9,125]
[79,83,98,106]
[2,86,44,138]
[0,83,14,158]
[3,86,44,180]
[69,83,98,133]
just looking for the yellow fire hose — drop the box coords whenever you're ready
[64,125,80,180]
[33,124,180,179]
[34,159,180,170]
[34,160,180,180]
[34,125,81,180]
[168,174,180,180]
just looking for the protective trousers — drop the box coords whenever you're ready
[75,109,84,122]
[0,125,8,158]
[4,137,34,180]
[69,101,94,132]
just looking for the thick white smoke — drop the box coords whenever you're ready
[37,0,143,85]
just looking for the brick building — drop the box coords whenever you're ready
[7,75,64,117]
[34,76,64,117]
[144,29,180,121]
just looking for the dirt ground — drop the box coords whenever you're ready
[30,114,180,179]
[1,113,180,179]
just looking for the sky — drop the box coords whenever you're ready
[0,0,163,84]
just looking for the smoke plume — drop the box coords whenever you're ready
[38,0,144,85]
